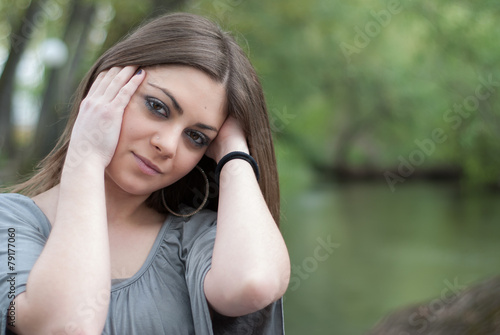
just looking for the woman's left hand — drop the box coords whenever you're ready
[204,115,290,317]
[205,116,249,163]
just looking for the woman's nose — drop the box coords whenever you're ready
[151,128,181,158]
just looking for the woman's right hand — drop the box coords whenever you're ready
[65,66,145,170]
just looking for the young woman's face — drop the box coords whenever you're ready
[105,65,227,196]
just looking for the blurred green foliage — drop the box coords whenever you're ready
[192,0,500,191]
[1,0,500,189]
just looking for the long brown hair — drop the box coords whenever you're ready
[10,13,280,224]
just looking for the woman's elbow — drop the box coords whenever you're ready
[206,258,291,317]
[229,267,290,316]
[244,272,289,309]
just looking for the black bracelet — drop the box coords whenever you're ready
[215,151,260,185]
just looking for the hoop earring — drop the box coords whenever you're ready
[161,165,209,218]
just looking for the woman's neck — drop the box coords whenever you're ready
[104,178,165,227]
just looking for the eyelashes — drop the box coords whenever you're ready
[145,96,210,148]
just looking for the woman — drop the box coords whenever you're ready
[0,12,290,334]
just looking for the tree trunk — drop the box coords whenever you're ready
[0,0,47,157]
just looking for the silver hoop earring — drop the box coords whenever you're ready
[161,165,209,218]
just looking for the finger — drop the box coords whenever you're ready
[112,68,146,111]
[102,66,139,100]
[87,70,107,97]
[88,67,123,99]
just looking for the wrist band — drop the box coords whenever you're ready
[215,151,260,185]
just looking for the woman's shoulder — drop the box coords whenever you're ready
[0,192,36,209]
[0,193,51,232]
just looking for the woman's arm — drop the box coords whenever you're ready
[9,67,145,335]
[204,117,290,317]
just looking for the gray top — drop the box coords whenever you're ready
[0,193,284,334]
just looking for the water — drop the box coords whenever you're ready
[281,181,500,335]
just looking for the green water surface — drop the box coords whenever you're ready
[281,181,500,335]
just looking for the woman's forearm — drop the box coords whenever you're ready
[205,158,290,317]
[16,159,111,334]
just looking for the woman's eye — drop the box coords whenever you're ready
[145,97,169,117]
[187,130,209,147]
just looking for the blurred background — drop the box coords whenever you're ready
[1,0,500,334]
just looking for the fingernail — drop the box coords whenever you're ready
[136,69,143,75]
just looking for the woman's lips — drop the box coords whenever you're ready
[133,153,162,175]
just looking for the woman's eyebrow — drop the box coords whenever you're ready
[148,82,183,115]
[195,123,218,133]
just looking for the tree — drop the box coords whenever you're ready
[0,0,48,157]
